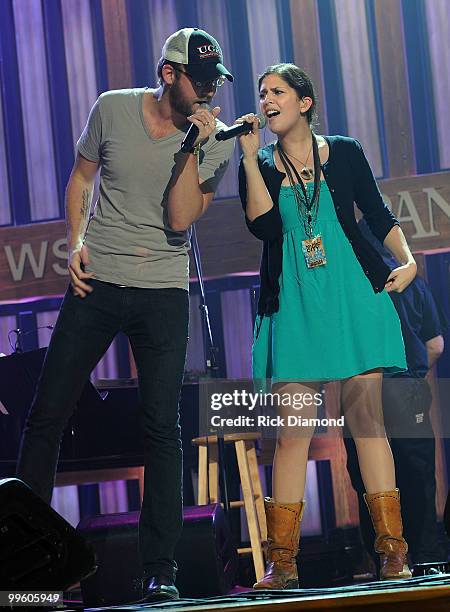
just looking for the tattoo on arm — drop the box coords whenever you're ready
[80,189,90,219]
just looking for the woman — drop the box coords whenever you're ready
[237,63,416,589]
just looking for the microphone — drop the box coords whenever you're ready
[215,114,266,141]
[181,103,211,153]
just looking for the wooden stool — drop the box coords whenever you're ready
[191,432,267,582]
[55,466,145,502]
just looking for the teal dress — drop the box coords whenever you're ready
[252,181,406,383]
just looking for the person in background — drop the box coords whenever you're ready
[16,27,234,602]
[237,62,416,589]
[345,218,448,570]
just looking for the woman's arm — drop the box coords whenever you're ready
[350,139,416,292]
[238,115,273,221]
[383,225,417,292]
[351,139,399,243]
[241,157,274,221]
[238,115,282,241]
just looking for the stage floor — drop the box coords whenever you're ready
[62,574,450,612]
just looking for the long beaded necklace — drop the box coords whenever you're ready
[277,133,327,268]
[277,133,321,239]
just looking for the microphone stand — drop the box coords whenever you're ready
[190,223,230,514]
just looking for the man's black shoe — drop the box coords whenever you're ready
[141,575,180,602]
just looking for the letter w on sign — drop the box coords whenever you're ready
[4,241,49,281]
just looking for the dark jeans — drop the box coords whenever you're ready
[345,377,447,565]
[16,280,189,579]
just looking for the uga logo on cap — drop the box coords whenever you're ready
[197,44,220,58]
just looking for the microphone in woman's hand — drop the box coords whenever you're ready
[215,114,266,141]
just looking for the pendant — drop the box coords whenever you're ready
[300,167,314,181]
[301,234,327,269]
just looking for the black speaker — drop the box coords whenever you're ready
[444,489,450,537]
[0,478,96,589]
[78,503,238,606]
[176,504,238,597]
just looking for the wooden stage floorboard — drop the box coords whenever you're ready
[65,574,450,612]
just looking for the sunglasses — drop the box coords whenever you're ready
[173,67,226,89]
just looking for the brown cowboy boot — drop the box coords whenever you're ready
[253,498,304,589]
[364,489,412,580]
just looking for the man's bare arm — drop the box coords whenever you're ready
[65,153,99,297]
[167,106,221,231]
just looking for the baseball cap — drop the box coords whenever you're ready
[162,27,233,83]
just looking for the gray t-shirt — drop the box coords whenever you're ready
[77,88,234,289]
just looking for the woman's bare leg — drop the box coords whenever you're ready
[342,370,396,493]
[342,369,411,579]
[271,381,321,502]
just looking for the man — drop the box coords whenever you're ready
[17,28,234,602]
[345,218,448,570]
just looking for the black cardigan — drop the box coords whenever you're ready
[239,136,399,316]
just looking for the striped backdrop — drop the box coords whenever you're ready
[0,0,449,229]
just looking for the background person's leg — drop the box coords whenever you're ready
[384,378,446,563]
[343,435,377,567]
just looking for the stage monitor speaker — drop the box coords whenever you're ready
[0,478,96,589]
[78,503,238,606]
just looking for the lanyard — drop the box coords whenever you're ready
[277,133,322,237]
